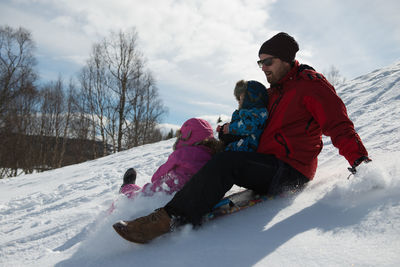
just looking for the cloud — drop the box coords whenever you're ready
[0,2,92,64]
[188,100,234,113]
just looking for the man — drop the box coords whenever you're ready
[113,32,370,244]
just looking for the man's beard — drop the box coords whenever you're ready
[266,64,289,85]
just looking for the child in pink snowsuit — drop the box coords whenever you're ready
[120,118,215,198]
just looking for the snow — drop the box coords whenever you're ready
[1,61,400,266]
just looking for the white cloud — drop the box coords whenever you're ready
[188,101,234,113]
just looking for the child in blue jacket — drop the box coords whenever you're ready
[217,80,268,152]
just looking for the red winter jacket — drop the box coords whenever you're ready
[257,61,368,179]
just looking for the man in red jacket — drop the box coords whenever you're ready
[113,32,371,244]
[256,32,369,180]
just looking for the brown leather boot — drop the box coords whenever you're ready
[113,208,171,244]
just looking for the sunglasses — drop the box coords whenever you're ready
[257,57,276,68]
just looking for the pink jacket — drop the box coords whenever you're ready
[121,118,214,198]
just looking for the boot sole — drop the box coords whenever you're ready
[112,221,148,244]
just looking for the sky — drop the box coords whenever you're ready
[1,0,399,126]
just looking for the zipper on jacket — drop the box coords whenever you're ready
[305,117,314,131]
[274,133,290,157]
[265,85,284,129]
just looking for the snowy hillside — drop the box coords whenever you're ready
[1,61,400,267]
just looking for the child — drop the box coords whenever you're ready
[119,168,139,198]
[120,118,217,198]
[217,80,268,152]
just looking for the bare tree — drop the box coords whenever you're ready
[79,28,167,152]
[100,29,144,151]
[57,79,76,167]
[34,77,76,168]
[0,25,37,121]
[0,82,39,176]
[325,65,346,88]
[79,44,112,155]
[126,72,167,146]
[68,88,96,161]
[0,25,38,178]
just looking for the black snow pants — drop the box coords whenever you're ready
[164,151,308,225]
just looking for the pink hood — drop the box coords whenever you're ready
[174,118,214,150]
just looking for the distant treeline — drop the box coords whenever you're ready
[0,133,111,176]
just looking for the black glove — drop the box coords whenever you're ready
[347,156,372,176]
[217,123,229,140]
[218,123,247,146]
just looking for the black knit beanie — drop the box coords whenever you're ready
[258,32,299,63]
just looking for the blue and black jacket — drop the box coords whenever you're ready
[219,80,268,152]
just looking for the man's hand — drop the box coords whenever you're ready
[347,156,372,177]
[217,123,230,135]
[222,123,230,134]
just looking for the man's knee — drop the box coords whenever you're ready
[210,151,245,171]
